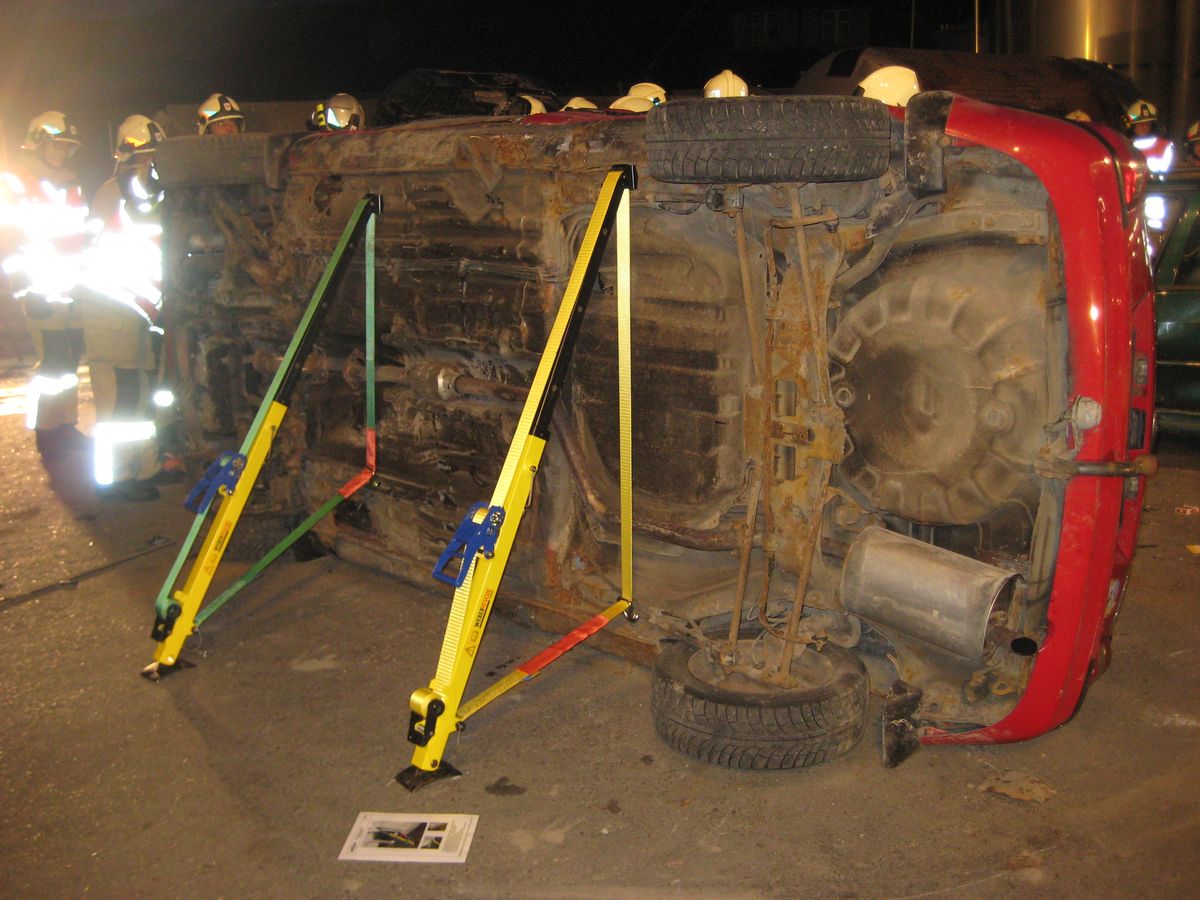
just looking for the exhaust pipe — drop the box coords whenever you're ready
[841,526,1026,662]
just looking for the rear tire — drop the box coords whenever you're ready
[651,628,870,770]
[645,96,892,184]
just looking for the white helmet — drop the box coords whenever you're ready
[115,115,166,164]
[704,69,748,98]
[561,96,598,111]
[1126,99,1158,127]
[627,82,667,105]
[325,93,365,131]
[609,95,654,113]
[857,66,920,108]
[517,94,547,115]
[196,93,244,134]
[22,111,81,153]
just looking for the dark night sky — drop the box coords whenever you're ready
[0,0,978,190]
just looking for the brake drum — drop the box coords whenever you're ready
[829,253,1049,524]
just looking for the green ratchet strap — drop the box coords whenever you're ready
[194,210,379,628]
[144,195,379,674]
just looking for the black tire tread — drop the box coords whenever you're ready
[650,638,869,770]
[645,96,892,184]
[658,719,865,770]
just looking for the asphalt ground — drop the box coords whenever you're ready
[2,369,1199,898]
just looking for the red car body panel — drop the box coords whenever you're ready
[923,97,1155,745]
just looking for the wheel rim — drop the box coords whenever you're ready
[685,637,838,695]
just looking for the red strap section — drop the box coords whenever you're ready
[521,110,636,125]
[337,428,377,498]
[519,609,621,677]
[337,468,372,498]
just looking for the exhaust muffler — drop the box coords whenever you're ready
[840,526,1025,661]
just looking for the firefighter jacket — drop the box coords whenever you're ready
[0,155,87,304]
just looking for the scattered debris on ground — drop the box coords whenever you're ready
[976,770,1057,803]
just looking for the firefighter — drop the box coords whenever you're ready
[1126,100,1175,175]
[77,115,170,501]
[307,101,327,131]
[515,94,547,115]
[91,115,165,221]
[1181,121,1200,168]
[609,95,654,112]
[704,69,749,98]
[561,96,598,111]
[197,93,245,135]
[856,66,921,108]
[610,81,668,112]
[0,111,88,459]
[628,82,667,105]
[309,93,364,132]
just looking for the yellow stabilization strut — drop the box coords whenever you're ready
[151,401,287,669]
[399,165,636,788]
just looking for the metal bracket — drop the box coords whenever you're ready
[904,91,956,196]
[882,679,924,768]
[431,503,506,587]
[641,607,710,648]
[407,699,445,747]
[1035,452,1158,480]
[150,601,181,641]
[183,451,246,514]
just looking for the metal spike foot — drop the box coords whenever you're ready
[140,658,196,682]
[395,761,462,792]
[882,679,924,768]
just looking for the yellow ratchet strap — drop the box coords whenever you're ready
[400,166,636,787]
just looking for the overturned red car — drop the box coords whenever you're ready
[154,84,1156,769]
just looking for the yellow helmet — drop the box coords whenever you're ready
[22,111,81,153]
[196,93,244,134]
[1065,109,1092,122]
[325,93,364,131]
[115,115,166,164]
[517,94,547,115]
[857,66,920,108]
[1187,121,1200,144]
[561,96,598,111]
[1126,99,1158,126]
[609,95,654,113]
[704,69,748,98]
[627,82,667,105]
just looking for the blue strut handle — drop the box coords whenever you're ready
[184,451,247,515]
[432,503,506,587]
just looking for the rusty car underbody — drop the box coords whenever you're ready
[155,92,1091,769]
